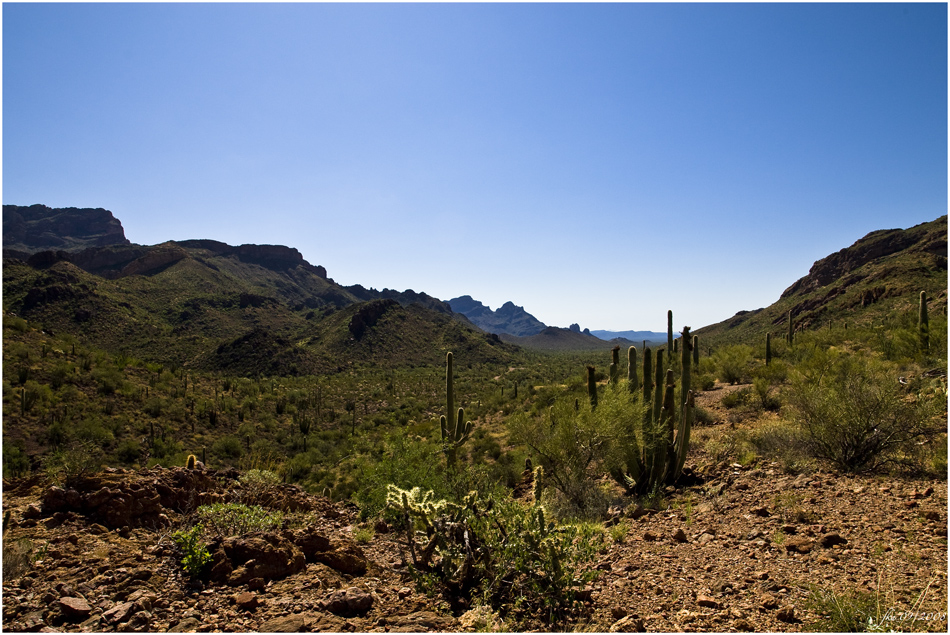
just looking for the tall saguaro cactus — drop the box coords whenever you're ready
[787,310,794,346]
[441,352,473,467]
[609,346,621,385]
[445,352,454,425]
[667,310,674,362]
[627,346,639,393]
[587,366,598,408]
[919,291,930,351]
[680,326,692,424]
[766,333,772,366]
[642,347,653,407]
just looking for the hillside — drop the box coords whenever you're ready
[2,206,517,374]
[500,326,637,352]
[696,216,948,347]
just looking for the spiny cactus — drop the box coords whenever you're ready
[692,335,699,366]
[787,310,794,346]
[441,352,474,467]
[652,352,664,425]
[766,332,772,366]
[919,290,929,351]
[587,366,598,408]
[642,347,653,406]
[667,310,674,362]
[627,346,639,393]
[532,465,546,502]
[609,346,621,385]
[186,454,197,469]
[680,326,692,418]
[446,352,455,427]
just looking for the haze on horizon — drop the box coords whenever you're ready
[3,3,946,332]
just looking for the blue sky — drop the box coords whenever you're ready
[3,3,947,332]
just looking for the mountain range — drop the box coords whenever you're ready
[4,204,945,364]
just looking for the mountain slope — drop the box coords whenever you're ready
[448,296,547,336]
[2,206,519,374]
[696,215,947,346]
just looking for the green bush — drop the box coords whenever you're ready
[171,525,212,578]
[712,345,753,385]
[2,442,30,479]
[196,502,283,538]
[786,351,942,473]
[509,384,644,520]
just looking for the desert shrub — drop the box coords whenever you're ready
[171,525,211,578]
[508,384,645,520]
[114,438,143,465]
[786,351,942,473]
[212,435,244,460]
[713,345,753,384]
[92,365,124,395]
[43,440,104,487]
[721,387,753,409]
[3,442,30,478]
[752,377,781,411]
[2,537,34,580]
[386,486,598,625]
[196,502,283,538]
[748,420,812,473]
[353,431,446,521]
[75,417,115,446]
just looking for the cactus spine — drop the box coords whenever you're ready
[627,346,639,393]
[919,290,929,351]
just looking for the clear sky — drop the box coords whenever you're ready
[3,3,947,332]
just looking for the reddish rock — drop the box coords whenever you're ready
[696,595,721,609]
[784,537,814,554]
[322,586,373,617]
[58,597,92,621]
[233,591,259,610]
[102,601,136,624]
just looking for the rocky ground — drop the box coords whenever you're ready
[3,386,948,633]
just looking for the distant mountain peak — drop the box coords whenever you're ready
[448,296,546,337]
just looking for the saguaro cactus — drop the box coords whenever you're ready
[692,335,699,366]
[919,291,929,351]
[642,348,653,406]
[445,352,454,425]
[667,310,674,362]
[441,352,473,467]
[766,333,772,366]
[627,346,639,393]
[609,346,621,385]
[787,310,794,346]
[680,326,692,422]
[587,366,598,407]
